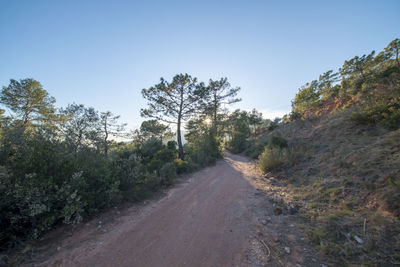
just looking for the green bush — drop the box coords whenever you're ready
[0,127,124,247]
[244,133,289,159]
[174,158,192,174]
[228,132,248,153]
[292,80,321,118]
[138,137,163,162]
[186,133,222,167]
[227,115,251,153]
[143,173,162,192]
[258,147,288,172]
[1,173,57,244]
[159,162,177,185]
[111,153,153,200]
[244,139,267,159]
[147,159,164,173]
[58,171,87,225]
[167,140,177,150]
[268,133,288,149]
[0,165,121,248]
[153,148,176,163]
[351,103,400,130]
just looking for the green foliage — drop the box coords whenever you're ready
[387,177,397,186]
[258,147,288,172]
[267,117,282,131]
[228,133,247,153]
[248,109,264,133]
[340,51,375,81]
[268,133,288,149]
[244,139,268,159]
[140,120,173,141]
[138,137,163,161]
[0,85,179,247]
[244,132,289,159]
[100,111,126,156]
[140,138,177,175]
[153,148,175,163]
[0,125,122,247]
[60,103,101,154]
[351,73,400,129]
[257,134,304,173]
[173,158,192,174]
[159,163,177,185]
[290,38,400,125]
[186,133,222,167]
[147,159,164,173]
[167,140,177,150]
[185,117,210,143]
[292,80,320,117]
[226,110,251,153]
[111,153,150,199]
[1,78,56,126]
[384,38,400,67]
[201,77,241,137]
[141,73,205,160]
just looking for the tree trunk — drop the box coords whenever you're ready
[104,133,108,156]
[177,86,185,160]
[104,117,108,156]
[212,91,218,136]
[177,116,184,160]
[23,110,30,125]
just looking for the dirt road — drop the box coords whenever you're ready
[30,153,321,267]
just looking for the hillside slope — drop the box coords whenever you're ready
[245,109,400,266]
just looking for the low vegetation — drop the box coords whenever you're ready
[227,38,400,265]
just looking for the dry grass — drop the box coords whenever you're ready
[250,109,400,266]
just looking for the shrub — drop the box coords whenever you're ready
[138,137,163,162]
[351,103,400,130]
[227,116,251,153]
[245,134,289,159]
[159,162,177,185]
[267,118,282,131]
[147,159,164,173]
[58,171,87,225]
[289,111,302,121]
[73,152,120,211]
[144,173,162,192]
[111,153,153,200]
[167,140,177,150]
[292,80,321,118]
[153,148,176,163]
[186,133,222,167]
[1,173,57,244]
[268,133,288,149]
[244,139,267,159]
[174,158,192,174]
[286,137,306,164]
[258,147,288,172]
[228,133,247,153]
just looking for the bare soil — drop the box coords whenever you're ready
[20,153,325,267]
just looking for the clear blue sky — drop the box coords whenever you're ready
[1,0,399,129]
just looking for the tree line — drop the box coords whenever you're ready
[289,38,400,129]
